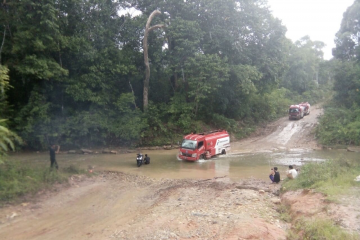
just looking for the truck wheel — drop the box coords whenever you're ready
[221,149,226,155]
[199,154,205,160]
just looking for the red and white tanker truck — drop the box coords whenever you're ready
[299,102,311,115]
[178,130,230,161]
[288,104,305,120]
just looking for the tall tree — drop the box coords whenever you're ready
[143,10,165,111]
[281,36,325,94]
[332,0,360,107]
[333,0,360,60]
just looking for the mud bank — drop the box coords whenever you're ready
[0,172,287,240]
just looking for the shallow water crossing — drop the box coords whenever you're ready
[9,148,357,182]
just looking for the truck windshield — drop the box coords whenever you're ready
[181,139,197,150]
[289,108,299,113]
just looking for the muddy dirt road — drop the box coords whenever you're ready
[1,104,350,240]
[232,105,323,154]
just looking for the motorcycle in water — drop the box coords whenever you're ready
[136,153,144,167]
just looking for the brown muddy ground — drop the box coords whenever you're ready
[0,105,359,240]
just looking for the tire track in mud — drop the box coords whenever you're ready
[232,105,323,153]
[266,122,302,145]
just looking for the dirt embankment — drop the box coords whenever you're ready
[0,104,359,239]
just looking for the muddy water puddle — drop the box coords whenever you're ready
[8,149,357,181]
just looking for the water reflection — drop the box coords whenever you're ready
[8,149,357,181]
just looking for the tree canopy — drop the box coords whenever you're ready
[316,0,360,146]
[0,0,329,149]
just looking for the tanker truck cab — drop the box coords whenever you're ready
[180,139,205,160]
[178,130,230,161]
[289,105,304,120]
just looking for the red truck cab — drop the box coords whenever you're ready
[289,105,304,120]
[178,130,230,161]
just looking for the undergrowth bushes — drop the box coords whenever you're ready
[141,86,328,145]
[288,218,359,240]
[282,157,360,239]
[316,104,360,145]
[0,160,86,204]
[282,157,360,197]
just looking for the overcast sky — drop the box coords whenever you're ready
[267,0,355,60]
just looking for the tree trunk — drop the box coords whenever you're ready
[143,10,164,111]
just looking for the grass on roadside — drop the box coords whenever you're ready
[281,156,360,239]
[287,217,359,240]
[0,160,87,205]
[282,156,360,198]
[276,203,292,223]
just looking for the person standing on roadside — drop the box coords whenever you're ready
[49,143,60,169]
[273,167,280,183]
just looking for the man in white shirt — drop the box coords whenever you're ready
[287,165,298,179]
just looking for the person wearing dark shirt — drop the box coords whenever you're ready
[269,168,275,182]
[273,167,280,183]
[144,154,150,165]
[49,144,60,169]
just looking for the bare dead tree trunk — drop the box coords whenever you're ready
[143,10,164,111]
[0,26,6,64]
[129,81,137,109]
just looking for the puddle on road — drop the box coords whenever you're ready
[8,149,357,182]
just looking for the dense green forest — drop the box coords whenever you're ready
[0,0,333,150]
[315,0,360,146]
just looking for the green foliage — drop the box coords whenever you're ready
[167,94,195,131]
[141,99,202,146]
[333,61,360,108]
[316,105,360,145]
[184,54,229,116]
[1,0,330,148]
[288,218,359,240]
[0,160,69,203]
[282,157,360,197]
[211,114,238,132]
[0,65,10,95]
[263,88,294,120]
[316,1,360,147]
[277,203,292,223]
[281,36,325,95]
[333,0,360,61]
[0,65,22,162]
[6,0,68,80]
[0,120,22,164]
[0,65,11,118]
[62,164,85,175]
